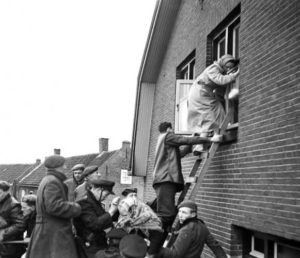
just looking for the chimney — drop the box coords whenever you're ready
[99,138,108,153]
[121,141,131,169]
[122,141,130,152]
[54,148,61,155]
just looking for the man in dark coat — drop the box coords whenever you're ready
[26,155,82,258]
[65,163,86,201]
[21,193,37,238]
[158,200,227,258]
[153,122,221,231]
[74,177,120,258]
[0,180,26,258]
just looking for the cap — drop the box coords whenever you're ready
[119,234,147,258]
[44,155,65,169]
[0,181,10,191]
[71,164,85,172]
[178,200,197,212]
[121,188,137,197]
[90,178,115,194]
[82,165,98,178]
[106,228,128,239]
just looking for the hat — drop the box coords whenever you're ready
[121,188,137,197]
[82,165,98,178]
[0,181,10,191]
[44,155,65,169]
[90,178,115,194]
[119,234,147,258]
[71,164,85,172]
[178,200,197,212]
[107,228,128,239]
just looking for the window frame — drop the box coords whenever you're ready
[208,4,241,130]
[175,51,196,134]
[175,79,194,134]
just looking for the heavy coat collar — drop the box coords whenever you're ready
[47,169,67,182]
[180,216,200,228]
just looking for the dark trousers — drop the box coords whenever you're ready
[154,182,178,220]
[153,182,178,252]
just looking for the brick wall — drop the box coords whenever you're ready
[142,0,300,257]
[101,147,145,205]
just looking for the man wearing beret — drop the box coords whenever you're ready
[65,163,85,201]
[158,200,227,258]
[74,177,120,258]
[119,234,147,258]
[0,180,26,258]
[74,165,100,201]
[26,155,82,258]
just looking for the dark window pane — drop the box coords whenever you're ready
[278,244,300,258]
[254,237,264,253]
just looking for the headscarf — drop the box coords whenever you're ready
[218,54,239,70]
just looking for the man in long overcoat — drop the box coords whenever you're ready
[26,155,82,258]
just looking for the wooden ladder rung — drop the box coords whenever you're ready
[185,176,197,183]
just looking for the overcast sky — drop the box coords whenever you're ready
[0,0,156,164]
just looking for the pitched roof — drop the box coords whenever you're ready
[0,163,38,184]
[88,151,117,167]
[18,152,117,187]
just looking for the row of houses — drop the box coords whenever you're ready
[0,138,144,202]
[129,0,300,258]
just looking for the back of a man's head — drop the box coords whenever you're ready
[158,122,172,133]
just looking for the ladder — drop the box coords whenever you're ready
[164,112,232,247]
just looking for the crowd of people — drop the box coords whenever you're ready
[0,54,239,258]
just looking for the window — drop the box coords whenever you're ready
[208,4,240,127]
[175,51,195,133]
[239,228,300,258]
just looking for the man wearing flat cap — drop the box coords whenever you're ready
[158,200,227,258]
[74,165,100,201]
[26,155,82,258]
[119,234,147,258]
[74,177,120,258]
[65,163,85,201]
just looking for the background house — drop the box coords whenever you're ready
[131,0,300,257]
[0,138,142,201]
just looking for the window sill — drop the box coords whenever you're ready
[222,125,238,144]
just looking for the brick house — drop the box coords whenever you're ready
[0,161,40,197]
[130,0,300,257]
